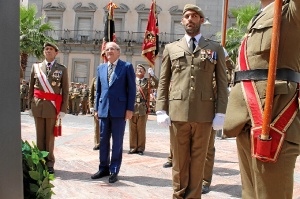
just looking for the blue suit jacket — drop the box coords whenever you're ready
[95,59,136,118]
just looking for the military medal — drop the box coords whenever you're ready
[200,49,206,61]
[57,82,61,87]
[137,97,141,103]
[52,81,56,86]
[212,51,218,64]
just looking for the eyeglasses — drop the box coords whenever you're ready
[105,47,120,52]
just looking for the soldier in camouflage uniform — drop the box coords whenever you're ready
[72,83,82,115]
[68,82,75,114]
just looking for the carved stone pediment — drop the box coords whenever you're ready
[43,2,66,12]
[73,2,97,12]
[169,6,183,15]
[135,4,162,14]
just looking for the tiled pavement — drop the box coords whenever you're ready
[21,112,300,199]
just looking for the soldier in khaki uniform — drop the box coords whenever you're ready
[20,79,29,112]
[128,64,158,155]
[202,48,234,194]
[223,0,300,198]
[28,42,69,174]
[72,83,81,115]
[81,84,89,115]
[68,82,75,114]
[89,77,100,150]
[156,4,228,198]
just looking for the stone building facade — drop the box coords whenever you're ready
[24,0,257,84]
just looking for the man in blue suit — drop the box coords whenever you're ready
[91,42,136,183]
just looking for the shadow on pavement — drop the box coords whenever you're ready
[210,184,242,198]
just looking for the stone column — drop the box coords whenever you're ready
[0,0,23,198]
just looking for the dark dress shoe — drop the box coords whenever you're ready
[128,150,136,154]
[138,151,144,155]
[163,162,172,168]
[48,167,55,174]
[202,185,210,194]
[109,173,118,183]
[91,170,110,179]
[93,146,100,150]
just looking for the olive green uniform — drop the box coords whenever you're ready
[20,82,29,111]
[156,35,228,198]
[223,1,300,198]
[72,85,81,115]
[89,77,100,148]
[81,86,89,114]
[129,76,158,153]
[28,60,69,167]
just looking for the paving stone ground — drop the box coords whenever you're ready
[21,112,300,199]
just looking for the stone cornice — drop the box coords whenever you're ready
[43,2,66,12]
[135,4,162,14]
[169,6,183,15]
[73,3,97,12]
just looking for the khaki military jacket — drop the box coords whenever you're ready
[28,60,69,118]
[89,77,97,108]
[20,84,29,99]
[134,76,159,116]
[156,36,228,122]
[223,0,300,144]
[81,88,89,101]
[72,87,82,99]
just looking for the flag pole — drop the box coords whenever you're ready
[260,0,283,140]
[221,0,229,47]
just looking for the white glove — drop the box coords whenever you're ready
[57,112,66,119]
[148,68,154,76]
[90,108,94,114]
[156,110,171,127]
[212,113,225,130]
[28,109,33,117]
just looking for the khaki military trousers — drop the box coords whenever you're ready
[72,98,80,114]
[237,129,299,199]
[20,98,27,111]
[203,129,216,187]
[171,121,212,199]
[34,117,56,167]
[81,99,87,114]
[94,116,100,148]
[129,114,147,152]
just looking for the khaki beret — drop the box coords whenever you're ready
[44,42,59,51]
[183,4,205,18]
[136,64,146,71]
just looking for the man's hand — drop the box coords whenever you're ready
[125,110,133,120]
[28,109,33,117]
[94,111,99,120]
[156,110,171,127]
[212,113,225,130]
[57,112,66,119]
[148,68,154,76]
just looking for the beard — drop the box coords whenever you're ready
[184,22,201,35]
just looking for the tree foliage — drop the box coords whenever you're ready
[20,4,55,78]
[218,4,260,63]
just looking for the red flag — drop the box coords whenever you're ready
[141,0,159,68]
[101,2,118,63]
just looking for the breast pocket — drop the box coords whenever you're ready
[250,18,273,53]
[170,51,187,73]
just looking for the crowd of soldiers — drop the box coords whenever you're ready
[68,82,90,115]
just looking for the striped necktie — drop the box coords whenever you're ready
[108,64,113,84]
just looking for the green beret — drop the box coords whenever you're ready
[183,4,205,18]
[44,42,59,51]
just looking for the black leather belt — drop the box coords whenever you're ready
[234,68,300,83]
